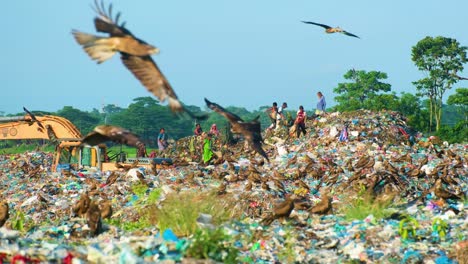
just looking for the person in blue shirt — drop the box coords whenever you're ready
[157,128,168,151]
[316,91,326,115]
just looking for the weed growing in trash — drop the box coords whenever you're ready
[278,223,297,263]
[131,183,148,197]
[11,211,25,232]
[147,188,162,204]
[105,216,151,232]
[185,227,239,264]
[431,217,449,241]
[106,186,161,231]
[340,185,394,221]
[398,215,420,241]
[149,191,242,237]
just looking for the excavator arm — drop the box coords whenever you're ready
[0,115,82,141]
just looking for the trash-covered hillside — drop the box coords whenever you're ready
[0,110,466,263]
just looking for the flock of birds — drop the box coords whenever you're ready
[70,0,360,160]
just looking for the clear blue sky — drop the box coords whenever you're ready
[1,0,467,115]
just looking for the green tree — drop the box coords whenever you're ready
[333,69,392,111]
[102,104,124,124]
[447,88,468,125]
[395,93,430,132]
[411,36,467,131]
[55,106,100,134]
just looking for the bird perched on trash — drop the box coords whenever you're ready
[135,170,148,186]
[72,0,206,119]
[105,171,119,186]
[205,98,269,161]
[309,190,332,215]
[81,125,143,150]
[99,200,113,219]
[286,155,298,168]
[434,179,463,200]
[354,155,370,169]
[217,182,227,195]
[87,200,102,236]
[261,194,297,225]
[73,193,91,217]
[245,180,253,192]
[301,21,360,38]
[0,201,9,227]
[296,179,310,192]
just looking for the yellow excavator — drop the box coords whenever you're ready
[0,113,171,172]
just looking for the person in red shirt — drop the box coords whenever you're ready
[295,105,307,138]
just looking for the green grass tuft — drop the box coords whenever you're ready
[340,186,395,221]
[148,191,242,237]
[185,228,239,264]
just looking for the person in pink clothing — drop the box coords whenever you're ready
[209,124,219,136]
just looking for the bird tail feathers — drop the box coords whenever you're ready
[72,30,118,64]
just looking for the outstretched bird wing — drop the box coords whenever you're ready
[204,98,244,123]
[23,107,45,129]
[121,54,182,111]
[82,125,142,147]
[205,98,269,161]
[243,122,268,161]
[301,21,332,29]
[92,0,132,37]
[342,31,360,38]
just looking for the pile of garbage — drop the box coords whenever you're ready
[0,110,467,263]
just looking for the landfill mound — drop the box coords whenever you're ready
[0,110,467,263]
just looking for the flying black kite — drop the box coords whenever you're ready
[72,0,206,120]
[204,98,269,161]
[82,125,143,149]
[301,21,360,38]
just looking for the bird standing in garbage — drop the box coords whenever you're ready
[301,21,360,38]
[434,179,463,200]
[87,200,102,236]
[72,0,206,119]
[309,189,333,215]
[261,194,297,225]
[99,200,113,219]
[0,201,9,227]
[73,193,91,217]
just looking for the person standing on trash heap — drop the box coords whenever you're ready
[276,102,288,130]
[295,105,307,138]
[202,132,214,164]
[209,123,219,137]
[157,128,168,151]
[136,142,148,158]
[316,91,326,115]
[266,102,279,131]
[194,123,203,136]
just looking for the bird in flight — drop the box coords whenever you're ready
[301,21,360,38]
[23,107,45,130]
[82,125,145,152]
[72,0,206,120]
[204,98,269,162]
